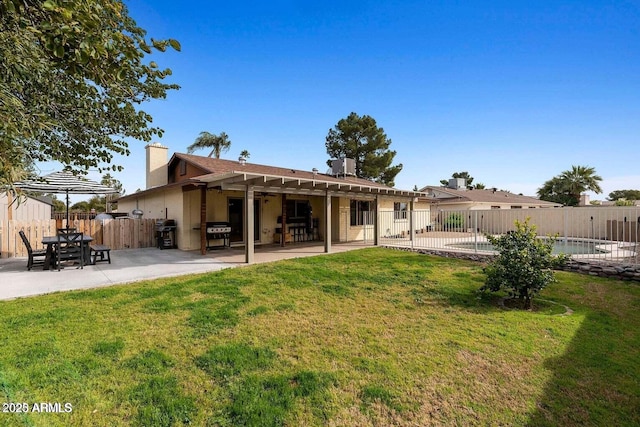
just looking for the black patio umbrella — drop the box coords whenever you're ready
[14,170,120,227]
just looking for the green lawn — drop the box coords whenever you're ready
[1,248,638,426]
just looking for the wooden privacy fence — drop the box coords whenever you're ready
[1,218,159,258]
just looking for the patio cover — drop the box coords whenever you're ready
[196,170,425,198]
[193,170,426,262]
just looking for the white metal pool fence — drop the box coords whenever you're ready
[372,207,639,265]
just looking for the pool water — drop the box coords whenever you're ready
[446,240,610,255]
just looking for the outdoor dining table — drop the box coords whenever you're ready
[41,235,93,270]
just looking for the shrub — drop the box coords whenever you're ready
[480,218,568,309]
[443,213,464,230]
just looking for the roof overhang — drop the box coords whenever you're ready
[197,171,425,199]
[114,179,205,202]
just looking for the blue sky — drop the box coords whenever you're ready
[51,1,640,201]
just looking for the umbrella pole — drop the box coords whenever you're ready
[66,191,70,230]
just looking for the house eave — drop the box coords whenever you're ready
[198,171,425,199]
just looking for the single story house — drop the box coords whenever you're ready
[116,143,427,262]
[420,178,562,211]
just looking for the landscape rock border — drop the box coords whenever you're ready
[382,246,640,282]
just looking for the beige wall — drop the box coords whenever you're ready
[333,197,349,242]
[145,143,168,189]
[334,196,428,242]
[433,206,639,242]
[1,194,52,222]
[377,199,431,238]
[118,189,181,220]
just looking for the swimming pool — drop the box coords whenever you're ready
[446,240,610,255]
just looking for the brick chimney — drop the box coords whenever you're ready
[145,142,168,189]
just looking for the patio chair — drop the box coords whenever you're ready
[57,227,77,235]
[18,230,47,271]
[56,231,85,270]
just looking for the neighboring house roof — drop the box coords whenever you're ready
[594,200,640,207]
[29,195,54,206]
[420,186,561,207]
[1,193,53,206]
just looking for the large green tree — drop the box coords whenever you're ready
[187,131,232,158]
[325,112,402,187]
[1,0,180,189]
[101,173,124,212]
[537,165,603,206]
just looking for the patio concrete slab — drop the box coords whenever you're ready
[0,242,372,301]
[0,248,238,300]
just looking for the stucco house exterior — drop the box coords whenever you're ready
[116,143,427,262]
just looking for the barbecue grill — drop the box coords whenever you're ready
[156,219,177,249]
[206,221,231,249]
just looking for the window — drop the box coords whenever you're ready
[285,200,311,219]
[491,206,501,209]
[510,205,523,209]
[394,202,408,220]
[350,200,373,226]
[179,160,186,176]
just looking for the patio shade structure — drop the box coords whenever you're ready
[14,170,120,226]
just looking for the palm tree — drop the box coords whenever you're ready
[538,165,602,206]
[239,149,250,159]
[187,131,231,158]
[560,165,603,203]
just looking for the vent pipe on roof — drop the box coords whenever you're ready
[312,168,318,176]
[238,156,246,165]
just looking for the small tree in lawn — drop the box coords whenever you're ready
[480,218,568,309]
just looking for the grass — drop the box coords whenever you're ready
[0,247,638,426]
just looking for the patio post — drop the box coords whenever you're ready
[409,198,415,249]
[245,185,254,264]
[324,190,331,253]
[281,193,287,247]
[374,195,379,246]
[200,186,207,255]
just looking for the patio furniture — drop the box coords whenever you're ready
[18,230,47,270]
[56,231,86,270]
[90,244,111,264]
[57,227,77,233]
[42,234,93,270]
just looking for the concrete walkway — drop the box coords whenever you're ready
[0,242,372,300]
